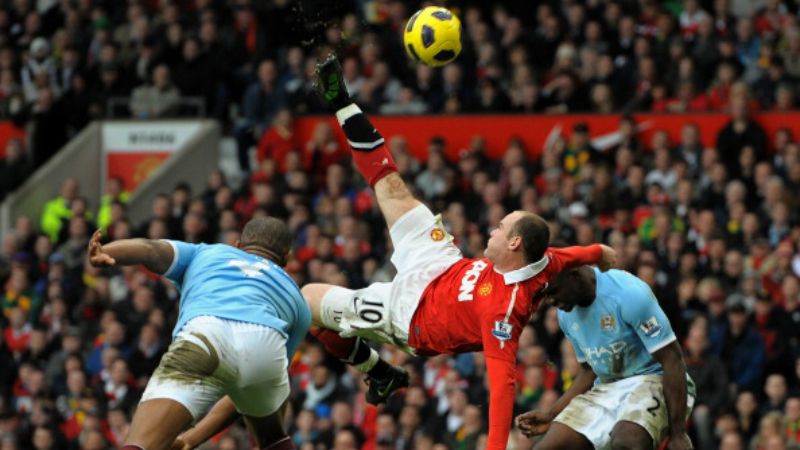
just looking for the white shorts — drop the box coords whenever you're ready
[140,316,289,419]
[319,204,462,349]
[554,374,696,450]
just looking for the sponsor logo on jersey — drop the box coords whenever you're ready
[458,260,488,301]
[228,260,271,277]
[478,282,492,297]
[582,340,627,360]
[492,320,513,341]
[600,314,615,331]
[430,228,445,241]
[639,316,663,338]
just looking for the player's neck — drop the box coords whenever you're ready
[241,245,283,266]
[491,255,527,273]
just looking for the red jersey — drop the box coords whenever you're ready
[408,244,603,450]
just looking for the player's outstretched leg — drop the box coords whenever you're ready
[302,283,409,404]
[315,54,421,229]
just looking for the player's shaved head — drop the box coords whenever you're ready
[240,217,292,266]
[508,211,550,264]
[545,266,596,311]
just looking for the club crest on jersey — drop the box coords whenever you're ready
[430,228,445,241]
[478,282,492,297]
[600,314,615,331]
[639,316,663,338]
[492,320,513,341]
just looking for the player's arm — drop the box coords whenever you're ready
[516,363,596,437]
[172,396,240,449]
[480,295,530,450]
[484,355,518,450]
[87,229,174,274]
[652,341,691,448]
[622,279,692,449]
[173,398,292,450]
[549,244,616,272]
[549,362,596,416]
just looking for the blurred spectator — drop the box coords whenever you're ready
[234,59,285,172]
[380,86,428,115]
[561,123,599,179]
[29,85,67,168]
[710,300,767,392]
[716,90,768,179]
[685,319,729,449]
[171,37,212,114]
[96,177,129,232]
[89,62,130,118]
[255,108,297,174]
[21,37,59,105]
[129,64,180,118]
[0,139,30,201]
[40,178,78,243]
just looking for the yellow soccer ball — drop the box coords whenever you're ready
[403,6,462,67]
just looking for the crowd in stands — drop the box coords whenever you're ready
[3,0,800,181]
[1,1,800,450]
[2,93,800,449]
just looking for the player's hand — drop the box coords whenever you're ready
[666,431,693,450]
[597,244,616,271]
[169,432,196,450]
[515,410,555,437]
[87,229,116,267]
[314,53,351,110]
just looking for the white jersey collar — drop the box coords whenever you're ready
[496,254,549,285]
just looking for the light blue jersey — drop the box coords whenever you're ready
[557,268,676,384]
[163,241,311,359]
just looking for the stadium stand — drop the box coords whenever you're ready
[1,0,800,449]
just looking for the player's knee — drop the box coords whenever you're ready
[302,283,335,301]
[376,172,413,200]
[301,283,327,307]
[609,431,651,450]
[533,441,569,450]
[300,283,320,300]
[611,420,654,450]
[301,284,334,322]
[533,433,576,450]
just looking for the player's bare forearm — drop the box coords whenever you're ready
[654,341,689,436]
[548,362,596,417]
[101,238,174,274]
[179,396,240,448]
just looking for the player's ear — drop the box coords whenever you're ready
[234,239,242,249]
[508,235,522,251]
